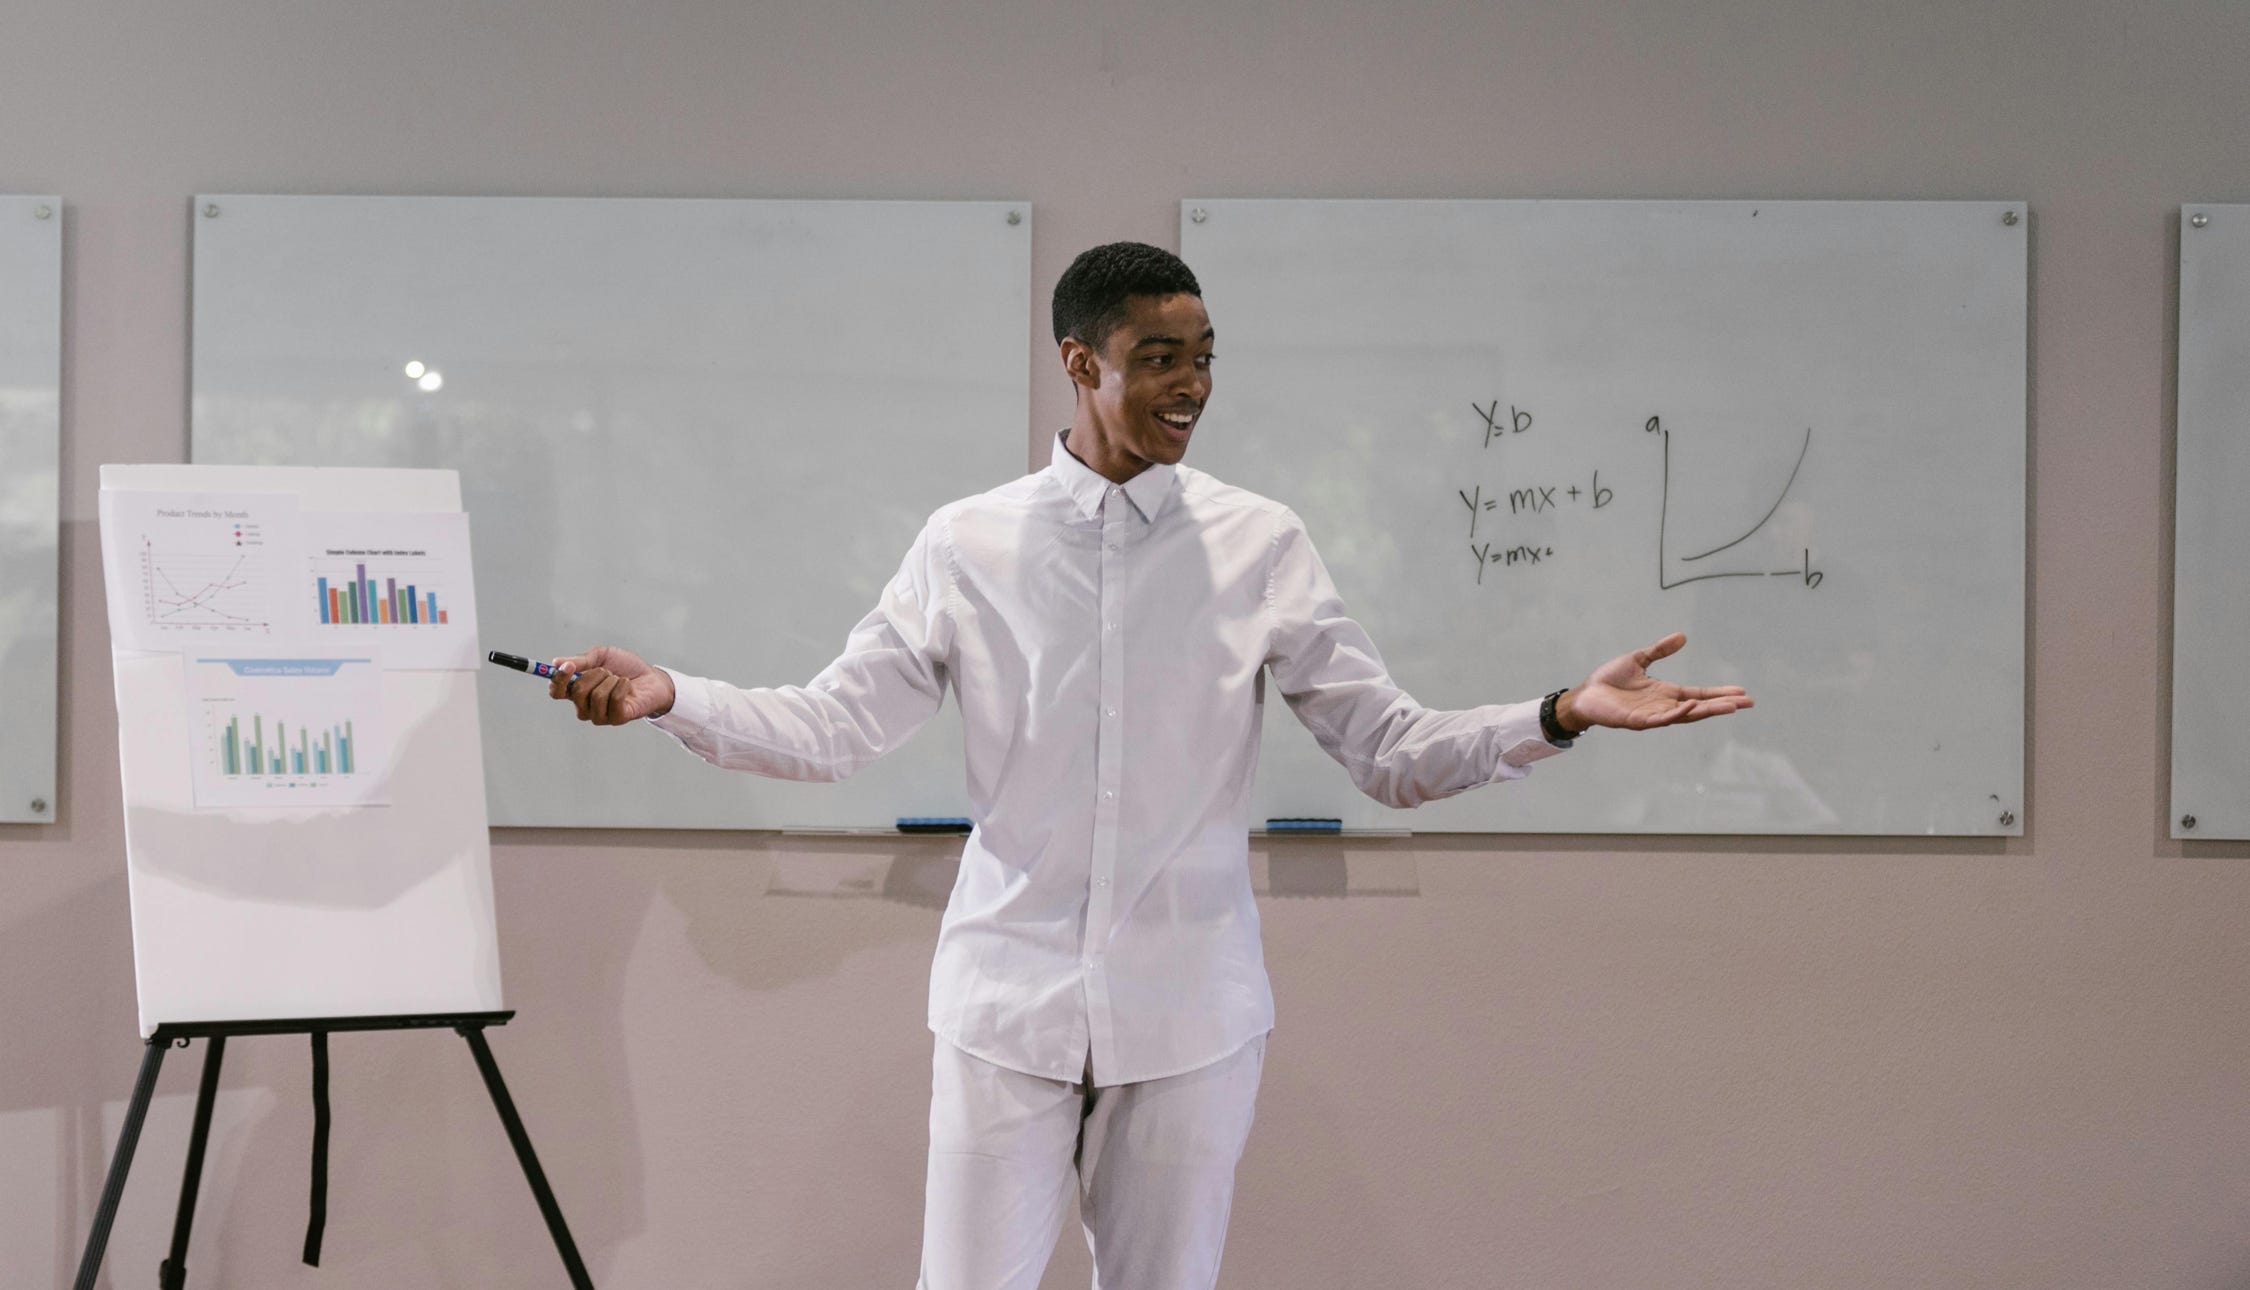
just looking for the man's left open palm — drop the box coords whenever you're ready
[1564,632,1752,732]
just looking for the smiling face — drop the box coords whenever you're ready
[1061,292,1215,484]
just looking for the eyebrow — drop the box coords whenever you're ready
[1130,328,1217,351]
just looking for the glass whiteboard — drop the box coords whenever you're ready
[192,196,1031,829]
[0,196,61,825]
[1181,199,2027,835]
[2172,204,2250,839]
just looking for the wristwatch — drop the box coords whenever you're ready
[1539,688,1579,747]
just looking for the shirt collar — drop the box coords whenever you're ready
[1048,430,1178,525]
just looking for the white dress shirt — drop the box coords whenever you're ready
[652,432,1568,1085]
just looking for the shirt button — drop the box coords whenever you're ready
[1105,708,1117,717]
[1105,622,1117,632]
[1103,790,1115,800]
[1107,543,1120,552]
[1097,877,1110,887]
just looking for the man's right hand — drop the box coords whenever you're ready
[550,645,677,725]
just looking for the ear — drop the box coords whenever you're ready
[1060,337,1102,392]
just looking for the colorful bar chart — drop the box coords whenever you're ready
[219,713,357,777]
[316,563,448,627]
[297,512,477,668]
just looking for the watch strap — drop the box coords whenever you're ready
[1539,689,1578,746]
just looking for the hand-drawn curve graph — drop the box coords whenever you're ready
[1648,415,1823,591]
[138,532,274,634]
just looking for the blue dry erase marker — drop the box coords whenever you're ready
[487,651,579,684]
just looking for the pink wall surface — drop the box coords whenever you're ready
[4,2,2248,1286]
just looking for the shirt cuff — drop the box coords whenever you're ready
[1491,697,1571,782]
[647,666,710,734]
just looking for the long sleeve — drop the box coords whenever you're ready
[1261,507,1566,808]
[648,516,955,782]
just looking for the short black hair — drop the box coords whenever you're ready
[1052,242,1202,349]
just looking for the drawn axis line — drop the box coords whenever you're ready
[1657,426,1817,591]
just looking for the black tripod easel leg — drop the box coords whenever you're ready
[73,1037,171,1290]
[457,1024,595,1290]
[157,1036,226,1290]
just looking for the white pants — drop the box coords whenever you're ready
[917,1035,1267,1290]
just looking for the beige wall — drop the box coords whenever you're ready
[5,2,2249,1286]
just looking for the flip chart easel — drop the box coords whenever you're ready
[75,1012,591,1290]
[88,464,590,1286]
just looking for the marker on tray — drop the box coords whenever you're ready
[898,817,973,834]
[487,651,579,684]
[1264,818,1343,833]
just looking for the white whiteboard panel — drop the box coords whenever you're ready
[2173,205,2250,839]
[192,196,1031,828]
[1182,199,2025,835]
[102,464,501,1036]
[0,197,60,825]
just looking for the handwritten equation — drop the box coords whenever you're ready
[1451,401,1824,590]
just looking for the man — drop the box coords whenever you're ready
[550,242,1750,1289]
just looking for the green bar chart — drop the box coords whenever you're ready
[192,655,389,807]
[221,713,356,777]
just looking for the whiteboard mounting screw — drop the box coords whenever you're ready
[2182,814,2197,830]
[1997,810,2015,827]
[1006,210,1022,226]
[2190,213,2210,229]
[2001,211,2018,226]
[202,203,220,218]
[33,205,52,221]
[30,798,46,814]
[1191,208,1208,223]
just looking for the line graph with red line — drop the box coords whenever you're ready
[138,528,275,635]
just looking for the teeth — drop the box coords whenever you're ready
[1158,412,1194,426]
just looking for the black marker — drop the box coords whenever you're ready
[488,651,578,684]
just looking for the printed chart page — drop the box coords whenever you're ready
[299,511,478,669]
[99,489,299,651]
[187,652,389,808]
